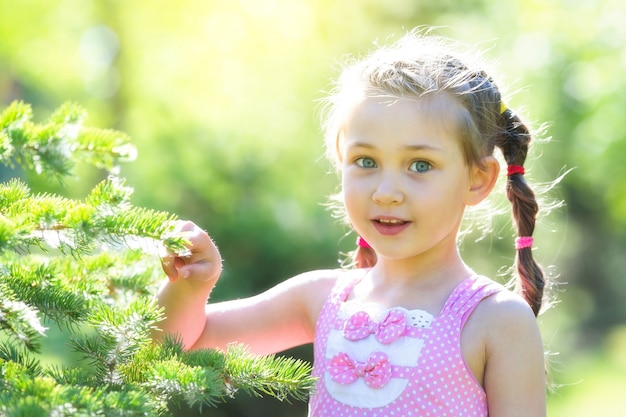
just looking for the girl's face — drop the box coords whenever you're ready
[339,94,481,263]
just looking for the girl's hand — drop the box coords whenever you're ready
[160,220,222,284]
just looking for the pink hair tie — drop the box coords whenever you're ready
[507,165,525,176]
[515,236,533,250]
[357,236,371,249]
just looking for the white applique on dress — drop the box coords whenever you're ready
[323,301,433,408]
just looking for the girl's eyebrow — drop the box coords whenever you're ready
[403,144,446,153]
[345,141,445,153]
[343,141,374,150]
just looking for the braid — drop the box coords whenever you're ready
[497,109,545,316]
[355,246,377,269]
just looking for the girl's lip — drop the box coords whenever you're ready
[371,217,411,236]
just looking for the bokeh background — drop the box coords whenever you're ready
[1,0,625,415]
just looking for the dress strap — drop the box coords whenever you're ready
[439,275,505,325]
[331,268,369,303]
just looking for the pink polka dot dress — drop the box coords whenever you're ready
[308,272,504,417]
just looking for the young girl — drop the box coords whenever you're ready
[156,30,548,417]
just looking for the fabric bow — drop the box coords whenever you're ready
[328,351,392,389]
[343,309,406,344]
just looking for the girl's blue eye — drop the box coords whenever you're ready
[356,157,377,169]
[410,160,431,173]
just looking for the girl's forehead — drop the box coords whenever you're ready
[339,94,466,154]
[343,93,463,135]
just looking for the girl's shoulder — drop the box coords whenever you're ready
[467,284,547,413]
[478,286,536,319]
[461,281,542,387]
[289,267,366,297]
[470,281,535,316]
[287,268,366,322]
[469,284,540,344]
[290,267,366,289]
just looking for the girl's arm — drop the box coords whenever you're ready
[154,221,223,350]
[469,292,547,417]
[154,221,338,354]
[195,268,337,354]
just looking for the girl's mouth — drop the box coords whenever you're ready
[376,218,406,225]
[372,218,411,235]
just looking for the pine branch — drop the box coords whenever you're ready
[117,338,317,412]
[0,101,136,178]
[0,177,187,257]
[0,285,47,352]
[0,361,164,417]
[223,344,316,403]
[0,100,317,415]
[66,333,117,384]
[67,297,164,385]
[140,358,227,411]
[57,250,163,298]
[2,255,91,326]
[74,126,136,172]
[0,343,42,375]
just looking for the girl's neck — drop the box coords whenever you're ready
[354,254,472,314]
[351,233,474,311]
[370,244,471,287]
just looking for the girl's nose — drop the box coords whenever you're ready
[372,173,404,206]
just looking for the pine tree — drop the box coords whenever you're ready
[0,101,315,416]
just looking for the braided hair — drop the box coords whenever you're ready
[497,108,544,315]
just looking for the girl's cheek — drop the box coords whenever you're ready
[345,174,373,195]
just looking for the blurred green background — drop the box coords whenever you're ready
[1,0,625,415]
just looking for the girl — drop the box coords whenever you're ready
[156,30,548,417]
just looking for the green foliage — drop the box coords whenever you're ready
[0,174,184,256]
[0,102,315,415]
[224,344,316,403]
[0,101,135,177]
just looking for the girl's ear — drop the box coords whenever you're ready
[466,156,500,206]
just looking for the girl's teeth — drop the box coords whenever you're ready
[378,219,403,224]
